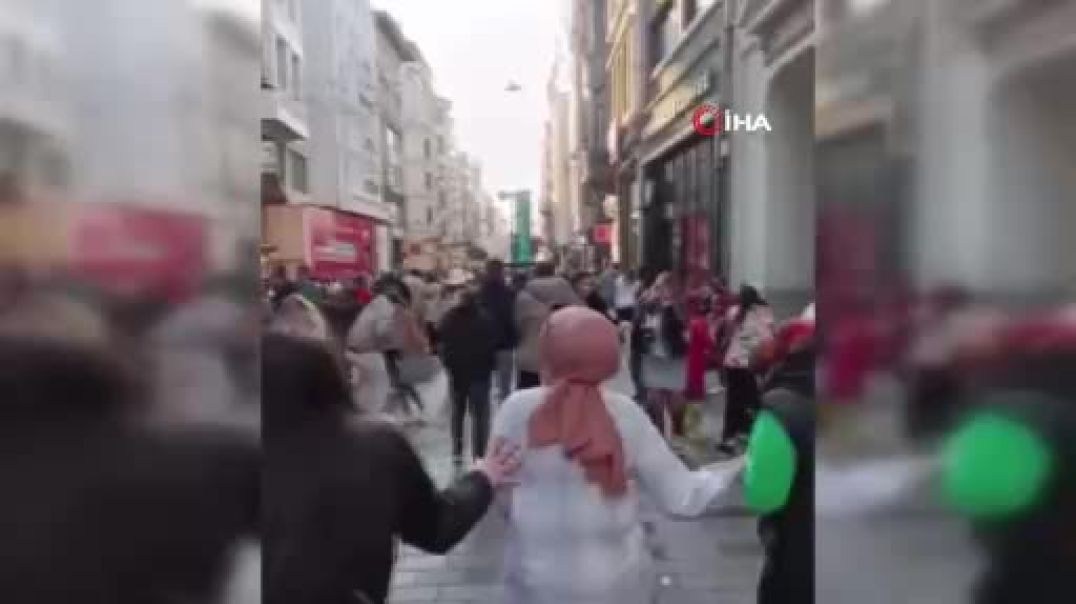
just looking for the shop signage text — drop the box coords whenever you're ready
[647,70,715,136]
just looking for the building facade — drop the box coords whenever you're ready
[0,0,70,204]
[605,0,649,268]
[729,0,815,316]
[399,60,442,241]
[637,0,727,281]
[816,0,1076,308]
[570,0,613,269]
[300,0,393,272]
[543,53,576,252]
[261,0,308,209]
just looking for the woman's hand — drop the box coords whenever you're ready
[475,438,523,488]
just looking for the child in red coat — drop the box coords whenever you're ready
[685,294,715,400]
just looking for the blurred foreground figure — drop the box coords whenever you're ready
[262,333,520,604]
[938,314,1076,604]
[0,306,258,604]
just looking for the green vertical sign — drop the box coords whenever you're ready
[513,191,532,263]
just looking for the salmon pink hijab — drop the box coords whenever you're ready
[528,307,627,497]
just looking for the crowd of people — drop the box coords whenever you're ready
[262,259,817,460]
[260,258,818,603]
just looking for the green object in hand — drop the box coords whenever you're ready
[941,412,1053,519]
[744,410,797,514]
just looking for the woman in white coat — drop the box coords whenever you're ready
[490,307,743,604]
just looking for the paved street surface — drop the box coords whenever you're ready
[361,342,763,604]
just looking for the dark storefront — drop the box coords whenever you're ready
[641,134,727,282]
[637,0,726,284]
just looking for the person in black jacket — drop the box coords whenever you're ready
[479,259,518,403]
[0,333,258,604]
[756,333,815,604]
[439,283,500,465]
[263,332,520,604]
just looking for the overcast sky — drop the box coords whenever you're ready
[373,0,564,209]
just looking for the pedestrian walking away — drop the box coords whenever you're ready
[439,277,499,465]
[490,307,745,604]
[514,261,581,390]
[597,261,619,311]
[479,259,519,403]
[263,332,522,604]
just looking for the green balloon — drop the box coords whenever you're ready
[941,412,1053,519]
[744,410,797,514]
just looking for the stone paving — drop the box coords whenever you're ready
[379,345,763,603]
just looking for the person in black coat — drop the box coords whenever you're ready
[439,285,500,464]
[756,341,815,604]
[263,333,520,604]
[479,260,518,403]
[0,334,258,604]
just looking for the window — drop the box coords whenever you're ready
[385,127,402,191]
[650,1,680,70]
[438,191,447,208]
[291,53,301,99]
[423,138,431,159]
[275,37,288,90]
[426,207,433,225]
[364,179,379,196]
[288,149,308,192]
[425,173,433,190]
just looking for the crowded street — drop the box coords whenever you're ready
[344,328,763,604]
[3,0,1075,603]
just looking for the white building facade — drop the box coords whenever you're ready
[261,0,309,205]
[300,0,394,272]
[728,0,815,316]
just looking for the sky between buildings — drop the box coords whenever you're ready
[374,0,564,221]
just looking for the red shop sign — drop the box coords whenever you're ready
[592,223,613,244]
[71,203,207,301]
[304,207,376,280]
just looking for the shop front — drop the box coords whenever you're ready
[262,204,377,280]
[638,9,727,281]
[641,131,726,280]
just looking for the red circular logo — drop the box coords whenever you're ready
[692,103,721,136]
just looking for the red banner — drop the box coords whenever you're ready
[71,203,207,300]
[682,213,710,274]
[304,207,376,280]
[592,223,613,245]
